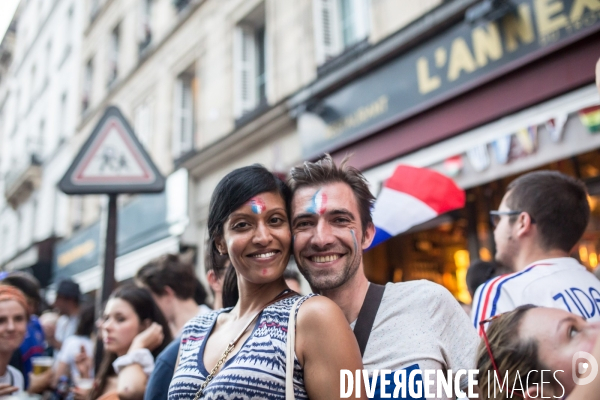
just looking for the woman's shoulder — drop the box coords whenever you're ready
[181,308,230,335]
[295,294,342,320]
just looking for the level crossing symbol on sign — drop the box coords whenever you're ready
[59,106,165,194]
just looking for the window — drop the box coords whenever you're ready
[234,4,267,118]
[64,7,73,56]
[45,41,52,83]
[108,25,119,86]
[313,0,370,65]
[58,92,67,140]
[71,196,83,230]
[90,0,100,20]
[29,65,36,106]
[172,70,195,158]
[82,58,93,112]
[173,0,190,13]
[134,98,153,147]
[37,119,44,158]
[138,0,152,54]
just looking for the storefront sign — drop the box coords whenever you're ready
[298,0,600,158]
[53,191,170,282]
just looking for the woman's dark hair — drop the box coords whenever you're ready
[207,165,291,308]
[193,277,208,306]
[90,285,173,399]
[75,303,95,337]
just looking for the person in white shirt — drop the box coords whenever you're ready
[0,285,28,396]
[289,155,479,399]
[54,280,81,350]
[54,303,95,385]
[472,170,600,330]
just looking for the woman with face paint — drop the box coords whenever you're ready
[168,165,365,400]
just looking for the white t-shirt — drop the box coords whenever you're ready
[350,281,480,400]
[56,335,94,379]
[0,365,24,392]
[471,257,600,330]
[55,314,79,344]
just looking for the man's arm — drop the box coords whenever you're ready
[144,338,180,400]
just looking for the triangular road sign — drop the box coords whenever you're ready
[59,106,165,194]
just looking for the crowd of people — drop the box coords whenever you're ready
[0,61,599,400]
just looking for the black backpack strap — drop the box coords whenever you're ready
[353,283,386,357]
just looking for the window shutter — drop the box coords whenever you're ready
[313,0,341,65]
[234,25,257,117]
[351,0,370,43]
[181,77,194,153]
[171,79,182,157]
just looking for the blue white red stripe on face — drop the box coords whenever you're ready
[307,189,327,215]
[250,197,266,214]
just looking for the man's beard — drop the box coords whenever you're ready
[297,252,361,292]
[495,234,517,271]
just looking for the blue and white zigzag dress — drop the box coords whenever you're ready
[168,294,314,399]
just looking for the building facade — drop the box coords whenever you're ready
[0,0,84,287]
[52,0,445,294]
[290,0,600,303]
[4,0,598,304]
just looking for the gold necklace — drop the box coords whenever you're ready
[192,289,292,399]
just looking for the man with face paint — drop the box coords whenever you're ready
[288,155,479,400]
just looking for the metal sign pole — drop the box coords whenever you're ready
[101,193,118,302]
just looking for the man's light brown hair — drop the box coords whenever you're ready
[288,154,375,235]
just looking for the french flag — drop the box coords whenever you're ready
[369,165,465,248]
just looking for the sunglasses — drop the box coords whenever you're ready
[489,210,536,228]
[479,315,526,398]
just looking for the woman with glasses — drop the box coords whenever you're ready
[477,305,600,399]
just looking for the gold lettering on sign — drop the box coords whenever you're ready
[417,57,441,94]
[447,37,477,82]
[570,0,600,22]
[534,0,569,37]
[326,96,389,138]
[503,3,535,52]
[472,22,503,67]
[58,240,96,268]
[435,47,447,68]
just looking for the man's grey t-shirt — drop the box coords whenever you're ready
[350,281,479,400]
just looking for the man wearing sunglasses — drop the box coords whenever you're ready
[472,170,600,331]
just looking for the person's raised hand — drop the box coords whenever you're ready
[74,345,92,379]
[0,383,19,397]
[129,322,164,352]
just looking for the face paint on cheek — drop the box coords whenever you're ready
[306,189,327,215]
[351,229,358,253]
[249,197,266,214]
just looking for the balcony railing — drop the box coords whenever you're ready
[5,154,42,208]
